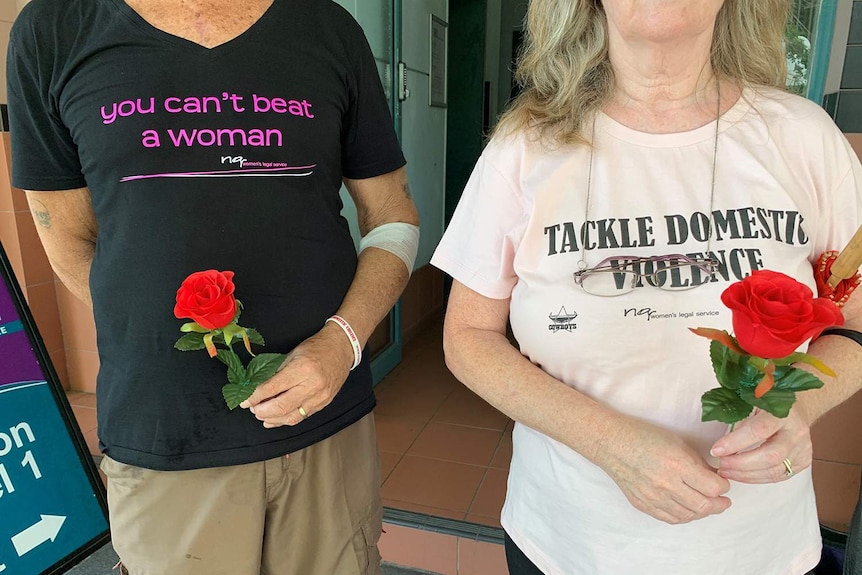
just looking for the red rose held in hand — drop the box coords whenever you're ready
[173,270,237,330]
[721,270,844,359]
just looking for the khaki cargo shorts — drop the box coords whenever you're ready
[100,413,382,575]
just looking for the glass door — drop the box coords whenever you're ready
[786,0,839,103]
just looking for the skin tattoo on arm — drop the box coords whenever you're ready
[32,200,51,229]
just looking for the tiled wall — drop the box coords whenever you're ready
[0,0,15,103]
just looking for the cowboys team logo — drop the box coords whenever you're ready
[548,307,577,332]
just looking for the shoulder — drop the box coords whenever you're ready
[483,129,546,170]
[738,85,853,164]
[746,85,842,135]
[10,0,99,52]
[299,1,367,40]
[735,85,859,189]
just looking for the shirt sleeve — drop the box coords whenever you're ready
[811,132,862,264]
[339,17,406,180]
[430,149,528,299]
[6,20,87,192]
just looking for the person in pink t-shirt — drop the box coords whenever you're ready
[431,1,862,574]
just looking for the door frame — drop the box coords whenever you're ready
[370,0,404,384]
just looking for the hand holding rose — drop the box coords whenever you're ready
[239,322,356,427]
[710,406,813,484]
[692,270,843,426]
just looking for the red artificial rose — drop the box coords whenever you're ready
[173,270,237,330]
[721,270,844,359]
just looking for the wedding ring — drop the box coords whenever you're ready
[298,406,309,419]
[783,458,794,477]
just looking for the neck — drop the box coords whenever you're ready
[603,23,730,132]
[126,0,274,48]
[611,51,715,110]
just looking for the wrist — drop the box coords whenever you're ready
[325,315,362,370]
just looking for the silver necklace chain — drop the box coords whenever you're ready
[578,84,721,270]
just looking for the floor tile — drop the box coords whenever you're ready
[379,523,457,575]
[380,451,402,484]
[375,415,427,454]
[490,431,512,470]
[407,422,502,467]
[431,387,510,431]
[458,538,508,575]
[468,468,508,519]
[382,455,485,513]
[374,380,454,421]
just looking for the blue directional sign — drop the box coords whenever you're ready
[0,242,109,575]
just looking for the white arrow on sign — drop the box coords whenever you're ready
[12,515,66,557]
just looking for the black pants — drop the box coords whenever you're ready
[847,481,862,575]
[505,532,545,575]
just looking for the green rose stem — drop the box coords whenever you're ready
[174,303,287,410]
[692,328,835,427]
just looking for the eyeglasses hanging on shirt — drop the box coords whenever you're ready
[572,253,720,296]
[574,82,723,297]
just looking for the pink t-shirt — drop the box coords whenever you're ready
[431,87,862,575]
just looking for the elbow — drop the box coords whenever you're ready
[441,321,464,376]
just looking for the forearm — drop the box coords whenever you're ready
[444,323,621,465]
[329,248,410,351]
[795,330,862,425]
[334,166,419,360]
[792,288,862,424]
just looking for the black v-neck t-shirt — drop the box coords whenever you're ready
[8,0,405,470]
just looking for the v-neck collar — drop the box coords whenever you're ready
[107,0,282,57]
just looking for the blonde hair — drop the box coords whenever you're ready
[496,0,790,145]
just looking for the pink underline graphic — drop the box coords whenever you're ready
[120,165,317,183]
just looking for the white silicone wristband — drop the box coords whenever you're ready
[326,315,362,370]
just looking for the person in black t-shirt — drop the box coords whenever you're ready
[8,1,419,573]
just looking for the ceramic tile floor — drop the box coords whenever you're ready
[67,318,512,531]
[375,320,512,529]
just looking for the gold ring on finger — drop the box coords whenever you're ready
[298,405,309,419]
[782,458,794,478]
